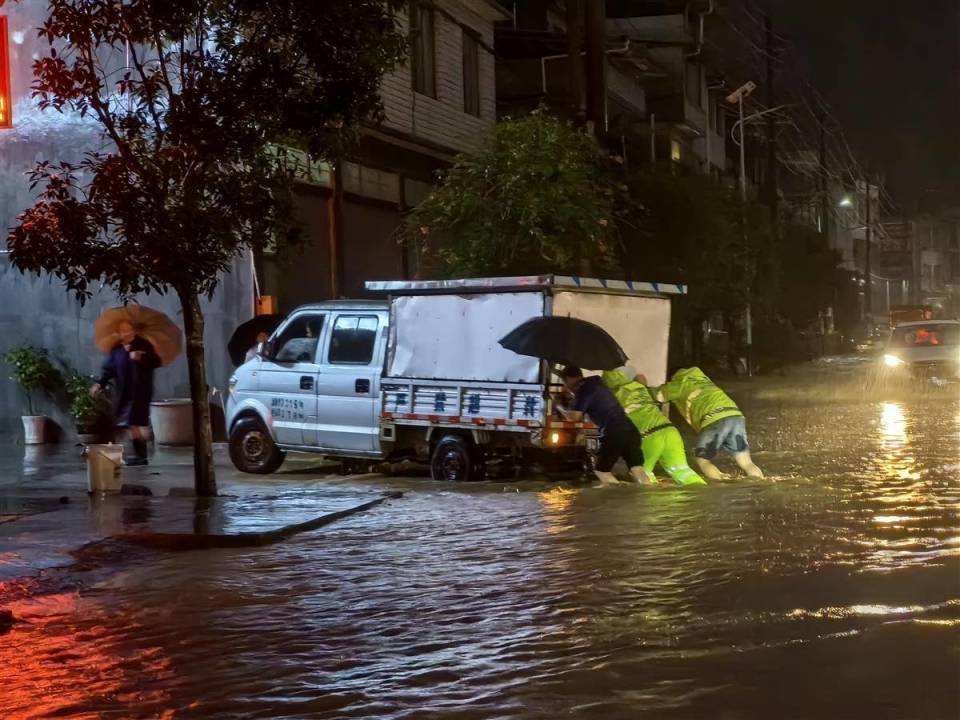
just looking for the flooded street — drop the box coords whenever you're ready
[3,362,959,719]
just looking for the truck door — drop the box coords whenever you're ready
[306,312,384,452]
[258,312,327,446]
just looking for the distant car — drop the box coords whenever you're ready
[881,320,960,379]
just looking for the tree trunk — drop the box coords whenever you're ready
[177,286,217,497]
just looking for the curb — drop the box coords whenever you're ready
[111,490,404,551]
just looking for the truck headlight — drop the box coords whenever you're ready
[883,354,904,368]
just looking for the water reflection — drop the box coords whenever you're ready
[875,401,920,481]
[2,377,959,719]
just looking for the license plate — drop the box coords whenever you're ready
[586,437,600,452]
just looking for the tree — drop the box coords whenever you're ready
[403,113,629,277]
[8,0,406,495]
[623,172,775,320]
[777,223,841,329]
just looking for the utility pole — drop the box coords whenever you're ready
[328,159,345,298]
[565,0,585,124]
[583,0,606,137]
[818,111,828,236]
[864,173,873,322]
[763,13,778,218]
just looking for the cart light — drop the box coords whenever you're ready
[883,354,904,368]
[549,431,562,445]
[228,375,238,395]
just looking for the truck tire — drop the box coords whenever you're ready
[229,417,285,474]
[430,434,484,482]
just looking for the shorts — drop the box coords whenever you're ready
[595,425,645,472]
[694,415,749,460]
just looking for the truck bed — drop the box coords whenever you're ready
[381,378,595,434]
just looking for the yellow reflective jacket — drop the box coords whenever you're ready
[655,367,742,432]
[601,369,672,435]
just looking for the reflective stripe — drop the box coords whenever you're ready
[640,422,673,438]
[702,406,740,420]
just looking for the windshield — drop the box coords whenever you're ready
[889,324,959,348]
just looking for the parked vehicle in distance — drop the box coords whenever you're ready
[225,275,685,481]
[889,304,935,329]
[880,320,960,380]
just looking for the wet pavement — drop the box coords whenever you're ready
[1,358,958,719]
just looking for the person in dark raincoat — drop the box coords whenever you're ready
[90,320,160,465]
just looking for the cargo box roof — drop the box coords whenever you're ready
[365,275,687,297]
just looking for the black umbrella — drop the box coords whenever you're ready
[228,314,283,366]
[499,316,628,371]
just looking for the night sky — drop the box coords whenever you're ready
[767,0,960,212]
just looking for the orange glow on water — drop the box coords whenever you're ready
[0,592,178,718]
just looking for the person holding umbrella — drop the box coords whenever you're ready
[90,306,182,466]
[499,316,651,486]
[558,366,651,486]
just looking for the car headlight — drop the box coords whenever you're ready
[883,354,905,368]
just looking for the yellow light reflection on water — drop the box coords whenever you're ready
[875,401,920,481]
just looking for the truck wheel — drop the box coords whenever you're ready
[430,435,484,482]
[229,417,285,474]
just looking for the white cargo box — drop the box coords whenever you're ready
[367,275,685,388]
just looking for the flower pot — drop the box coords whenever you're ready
[21,415,49,445]
[150,399,195,445]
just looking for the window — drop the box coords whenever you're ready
[329,316,379,365]
[273,315,324,364]
[670,139,682,162]
[410,2,435,97]
[462,30,480,117]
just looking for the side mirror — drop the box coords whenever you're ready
[257,340,272,359]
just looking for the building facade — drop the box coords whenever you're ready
[261,0,509,312]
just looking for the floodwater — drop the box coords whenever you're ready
[2,362,959,719]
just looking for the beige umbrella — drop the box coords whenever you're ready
[94,304,183,366]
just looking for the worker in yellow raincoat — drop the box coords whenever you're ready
[654,367,764,481]
[601,367,706,485]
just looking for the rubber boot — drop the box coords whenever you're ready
[629,466,655,484]
[593,471,619,487]
[127,438,149,466]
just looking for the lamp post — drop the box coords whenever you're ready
[726,81,756,202]
[726,81,757,374]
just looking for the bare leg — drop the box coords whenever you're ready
[734,451,764,479]
[696,457,728,481]
[629,466,655,484]
[593,470,620,487]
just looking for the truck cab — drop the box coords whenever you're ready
[227,300,388,473]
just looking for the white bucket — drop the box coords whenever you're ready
[86,444,124,494]
[21,416,47,445]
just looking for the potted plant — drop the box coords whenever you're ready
[3,346,62,444]
[63,372,112,443]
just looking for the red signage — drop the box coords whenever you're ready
[0,16,11,129]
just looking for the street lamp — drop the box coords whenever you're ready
[726,80,756,203]
[725,80,756,376]
[838,196,853,208]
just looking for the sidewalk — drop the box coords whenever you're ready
[0,442,400,586]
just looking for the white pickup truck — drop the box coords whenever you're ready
[225,275,684,481]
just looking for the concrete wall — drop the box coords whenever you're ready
[0,4,253,435]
